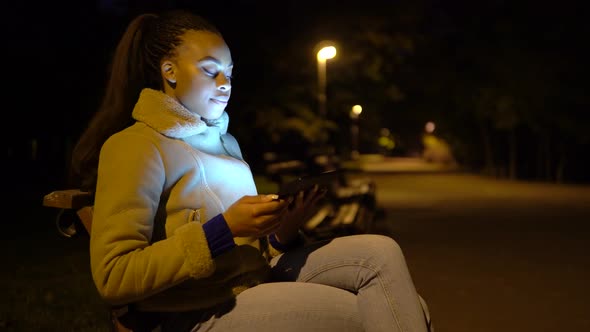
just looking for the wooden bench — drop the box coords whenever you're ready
[42,189,134,332]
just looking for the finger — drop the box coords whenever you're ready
[304,185,320,202]
[311,187,328,202]
[258,194,280,202]
[255,215,282,234]
[252,199,289,216]
[287,191,303,211]
[234,195,271,204]
[296,187,317,207]
[298,188,325,210]
[308,194,325,207]
[262,222,282,236]
[296,190,307,203]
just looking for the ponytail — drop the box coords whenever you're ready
[70,10,222,191]
[70,14,158,191]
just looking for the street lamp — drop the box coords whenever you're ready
[350,104,362,160]
[425,121,436,134]
[316,42,337,118]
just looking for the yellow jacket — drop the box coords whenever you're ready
[91,89,277,312]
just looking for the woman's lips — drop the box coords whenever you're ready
[211,98,228,105]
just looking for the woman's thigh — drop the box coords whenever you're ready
[184,282,363,332]
[269,234,427,332]
[270,234,412,287]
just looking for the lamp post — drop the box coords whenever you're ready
[350,104,362,160]
[316,43,337,118]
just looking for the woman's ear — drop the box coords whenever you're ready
[161,60,177,85]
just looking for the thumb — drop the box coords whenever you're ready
[259,194,279,202]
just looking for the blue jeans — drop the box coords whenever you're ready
[163,234,430,332]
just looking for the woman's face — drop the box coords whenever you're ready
[162,30,233,120]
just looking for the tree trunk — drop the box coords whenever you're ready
[555,142,566,183]
[508,128,517,180]
[544,135,552,181]
[535,133,546,179]
[479,121,495,176]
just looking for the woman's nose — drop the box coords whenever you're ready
[217,75,231,91]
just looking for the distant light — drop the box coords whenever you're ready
[378,136,396,150]
[317,46,337,61]
[425,121,436,133]
[352,105,363,116]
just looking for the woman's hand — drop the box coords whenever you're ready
[223,195,289,238]
[274,185,327,245]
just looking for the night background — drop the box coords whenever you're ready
[2,0,590,331]
[4,0,590,195]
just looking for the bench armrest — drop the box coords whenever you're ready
[43,189,94,210]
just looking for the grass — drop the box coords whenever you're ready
[2,226,110,331]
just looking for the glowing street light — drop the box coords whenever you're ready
[317,46,337,62]
[351,104,363,118]
[425,121,436,133]
[316,42,337,118]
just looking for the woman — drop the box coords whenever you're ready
[71,9,432,332]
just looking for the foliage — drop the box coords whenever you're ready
[255,101,338,148]
[221,1,588,182]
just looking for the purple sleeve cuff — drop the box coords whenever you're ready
[269,233,304,252]
[202,214,236,257]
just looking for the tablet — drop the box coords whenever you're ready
[277,170,341,198]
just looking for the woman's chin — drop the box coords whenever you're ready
[199,108,225,121]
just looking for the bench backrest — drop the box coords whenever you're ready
[43,189,94,235]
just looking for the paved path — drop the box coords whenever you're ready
[342,155,460,173]
[348,171,590,332]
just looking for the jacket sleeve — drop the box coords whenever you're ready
[90,132,215,306]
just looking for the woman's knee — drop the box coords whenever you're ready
[341,234,406,266]
[347,234,403,255]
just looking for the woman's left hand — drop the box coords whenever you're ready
[273,185,327,245]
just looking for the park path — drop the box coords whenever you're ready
[351,172,590,332]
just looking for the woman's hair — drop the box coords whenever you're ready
[70,10,221,191]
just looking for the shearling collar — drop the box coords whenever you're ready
[132,88,229,138]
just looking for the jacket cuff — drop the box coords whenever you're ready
[174,222,215,278]
[202,214,236,257]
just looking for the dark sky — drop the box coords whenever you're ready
[4,0,412,131]
[3,0,588,137]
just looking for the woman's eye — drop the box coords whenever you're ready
[202,68,218,77]
[202,66,232,80]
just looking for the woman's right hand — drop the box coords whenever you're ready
[222,195,289,238]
